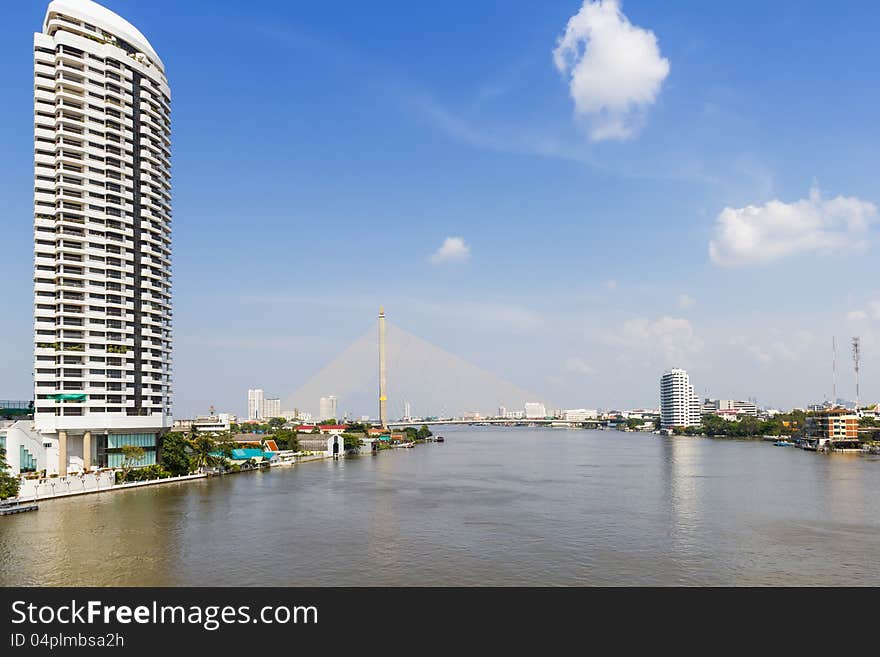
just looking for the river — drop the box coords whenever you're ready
[2,427,879,586]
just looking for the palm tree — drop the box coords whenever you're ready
[189,433,224,474]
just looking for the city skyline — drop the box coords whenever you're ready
[1,0,879,418]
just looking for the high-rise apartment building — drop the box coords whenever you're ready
[319,396,337,421]
[32,0,172,475]
[247,389,264,421]
[660,369,701,429]
[263,397,281,420]
[524,402,546,419]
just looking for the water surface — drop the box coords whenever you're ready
[2,427,879,586]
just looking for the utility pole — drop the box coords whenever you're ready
[378,306,388,429]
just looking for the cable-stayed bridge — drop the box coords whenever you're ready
[282,320,550,421]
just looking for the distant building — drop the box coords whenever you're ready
[403,401,412,421]
[462,411,482,421]
[805,408,859,449]
[173,413,232,434]
[263,398,281,419]
[660,369,701,429]
[296,424,346,436]
[298,434,344,457]
[319,396,337,421]
[524,402,546,419]
[247,389,264,421]
[563,409,598,421]
[497,406,507,418]
[702,399,757,417]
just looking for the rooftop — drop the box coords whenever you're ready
[44,0,164,72]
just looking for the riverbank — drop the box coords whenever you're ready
[10,451,339,505]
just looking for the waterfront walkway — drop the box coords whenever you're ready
[12,452,337,504]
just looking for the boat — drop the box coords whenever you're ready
[435,436,445,443]
[773,440,795,447]
[394,442,415,448]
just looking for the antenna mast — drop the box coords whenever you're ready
[832,336,837,405]
[852,337,861,410]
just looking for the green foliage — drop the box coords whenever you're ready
[345,422,370,433]
[342,433,364,450]
[417,424,433,439]
[119,444,145,478]
[318,418,338,426]
[272,428,299,451]
[190,434,225,472]
[0,449,21,500]
[689,410,807,438]
[268,417,286,429]
[115,463,172,484]
[159,431,193,476]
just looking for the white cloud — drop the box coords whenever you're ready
[677,294,696,309]
[566,356,597,375]
[618,316,703,365]
[603,279,617,290]
[848,310,868,321]
[709,187,877,267]
[553,0,670,140]
[429,237,471,264]
[730,330,813,364]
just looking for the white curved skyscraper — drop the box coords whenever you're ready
[32,0,172,475]
[660,368,701,429]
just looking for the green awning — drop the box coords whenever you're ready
[47,393,87,401]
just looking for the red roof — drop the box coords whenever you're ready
[295,425,347,431]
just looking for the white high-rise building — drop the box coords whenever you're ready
[31,0,172,475]
[660,369,701,429]
[247,389,264,421]
[524,402,546,419]
[319,396,337,421]
[263,397,281,419]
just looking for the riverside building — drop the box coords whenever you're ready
[18,0,173,476]
[660,369,701,429]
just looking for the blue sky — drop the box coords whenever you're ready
[2,0,879,417]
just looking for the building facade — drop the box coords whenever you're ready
[702,399,758,417]
[262,397,281,419]
[563,409,598,422]
[30,0,172,475]
[319,395,337,421]
[247,388,264,421]
[524,402,546,419]
[804,408,859,449]
[660,369,701,429]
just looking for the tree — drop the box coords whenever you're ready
[119,445,145,480]
[268,417,285,429]
[0,449,20,500]
[342,433,363,450]
[417,424,433,440]
[189,434,225,473]
[318,418,338,426]
[159,431,193,476]
[272,428,299,451]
